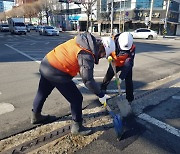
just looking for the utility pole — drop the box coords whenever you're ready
[65,2,70,30]
[148,0,154,29]
[119,0,122,33]
[164,0,170,30]
[122,0,125,32]
[90,0,93,33]
[110,0,114,36]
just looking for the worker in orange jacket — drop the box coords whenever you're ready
[31,32,115,136]
[101,32,135,104]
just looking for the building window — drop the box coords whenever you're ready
[169,1,179,12]
[101,0,107,12]
[154,0,164,8]
[136,0,163,9]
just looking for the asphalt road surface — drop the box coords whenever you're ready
[0,31,180,153]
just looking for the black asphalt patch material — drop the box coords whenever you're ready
[76,117,146,153]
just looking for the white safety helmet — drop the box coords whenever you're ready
[101,37,115,57]
[118,32,133,50]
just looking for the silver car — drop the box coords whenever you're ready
[39,26,59,36]
[130,28,157,39]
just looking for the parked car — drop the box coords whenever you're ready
[130,28,157,39]
[38,26,45,34]
[39,26,59,36]
[35,25,43,32]
[0,24,9,32]
[26,24,31,32]
[27,23,35,30]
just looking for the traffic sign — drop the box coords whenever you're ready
[125,12,129,16]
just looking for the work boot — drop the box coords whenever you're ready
[71,121,92,136]
[31,110,50,124]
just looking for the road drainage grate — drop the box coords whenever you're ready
[2,112,108,154]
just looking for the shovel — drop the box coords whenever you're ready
[102,99,124,139]
[107,56,132,118]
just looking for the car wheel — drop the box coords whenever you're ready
[148,35,153,40]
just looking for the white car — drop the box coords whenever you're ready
[36,25,43,32]
[130,28,157,39]
[0,24,9,32]
[40,26,59,36]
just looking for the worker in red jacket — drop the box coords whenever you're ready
[101,32,135,104]
[31,32,115,136]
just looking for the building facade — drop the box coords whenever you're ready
[56,0,98,31]
[3,1,14,11]
[57,0,179,35]
[0,1,4,12]
[97,0,180,35]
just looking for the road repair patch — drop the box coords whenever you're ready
[94,117,146,151]
[0,106,112,153]
[0,103,15,115]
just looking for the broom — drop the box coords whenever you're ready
[107,56,132,118]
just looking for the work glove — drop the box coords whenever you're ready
[99,94,110,107]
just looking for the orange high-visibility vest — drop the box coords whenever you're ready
[46,37,94,76]
[111,44,135,67]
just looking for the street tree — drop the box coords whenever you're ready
[23,3,38,23]
[40,0,58,25]
[75,0,97,31]
[0,12,6,22]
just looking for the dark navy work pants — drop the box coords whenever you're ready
[101,63,134,102]
[33,75,83,122]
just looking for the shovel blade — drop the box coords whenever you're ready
[113,95,132,118]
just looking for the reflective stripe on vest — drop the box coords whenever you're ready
[46,38,94,76]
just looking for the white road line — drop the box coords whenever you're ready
[73,79,125,92]
[0,102,15,115]
[94,69,105,72]
[0,91,2,95]
[138,113,180,138]
[74,77,104,80]
[74,76,116,80]
[30,43,36,45]
[106,89,125,93]
[172,96,180,100]
[5,44,41,64]
[73,79,88,89]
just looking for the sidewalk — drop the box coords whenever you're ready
[64,31,180,40]
[157,35,180,40]
[0,72,180,153]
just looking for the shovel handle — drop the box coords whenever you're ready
[107,56,122,95]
